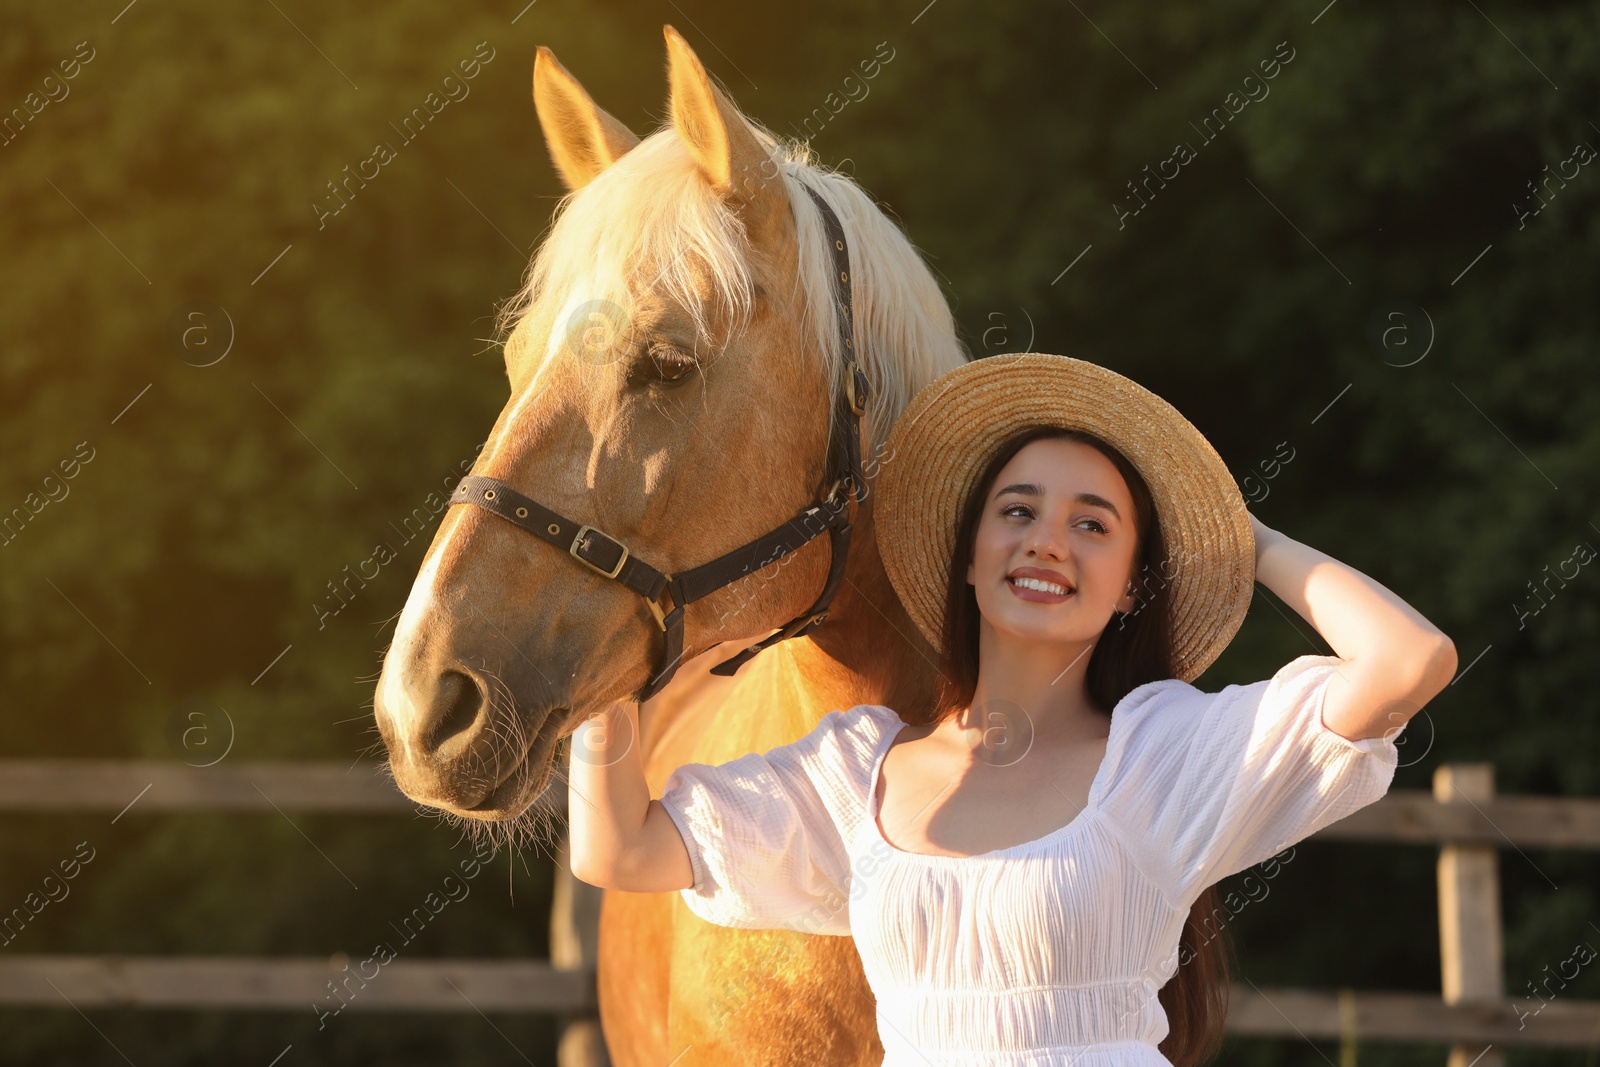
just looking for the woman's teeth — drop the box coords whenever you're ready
[1010,576,1071,595]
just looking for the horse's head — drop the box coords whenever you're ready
[374,26,959,826]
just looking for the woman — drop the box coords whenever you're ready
[567,353,1457,1066]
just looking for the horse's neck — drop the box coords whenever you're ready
[790,504,939,723]
[640,505,937,780]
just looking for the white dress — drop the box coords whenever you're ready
[657,654,1405,1067]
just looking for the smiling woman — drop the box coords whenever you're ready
[945,428,1163,719]
[571,352,1456,1067]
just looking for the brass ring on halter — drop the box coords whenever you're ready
[823,477,849,509]
[646,584,675,632]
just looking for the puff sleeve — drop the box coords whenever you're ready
[657,710,861,936]
[1098,654,1405,908]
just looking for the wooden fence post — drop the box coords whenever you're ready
[1436,763,1505,1067]
[552,829,611,1067]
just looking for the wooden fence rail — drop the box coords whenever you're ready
[1227,986,1600,1049]
[0,759,524,815]
[4,759,1594,847]
[1,760,1596,1065]
[2,957,1591,1048]
[0,956,595,1013]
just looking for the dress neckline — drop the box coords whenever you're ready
[861,682,1178,863]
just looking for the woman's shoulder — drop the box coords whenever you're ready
[1095,675,1211,793]
[802,704,907,762]
[777,704,907,799]
[1101,654,1372,778]
[1107,675,1205,737]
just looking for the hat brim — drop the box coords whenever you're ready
[875,352,1254,683]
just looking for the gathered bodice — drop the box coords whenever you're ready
[658,655,1404,1065]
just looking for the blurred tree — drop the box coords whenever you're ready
[1,0,1596,1062]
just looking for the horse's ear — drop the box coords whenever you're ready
[533,45,641,191]
[662,25,787,245]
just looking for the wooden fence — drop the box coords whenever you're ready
[2,759,1597,1065]
[0,759,608,1065]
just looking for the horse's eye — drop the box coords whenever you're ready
[649,343,697,383]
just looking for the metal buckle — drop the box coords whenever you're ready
[846,364,866,416]
[646,585,674,632]
[570,525,629,580]
[777,611,828,642]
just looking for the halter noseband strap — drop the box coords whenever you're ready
[449,182,869,703]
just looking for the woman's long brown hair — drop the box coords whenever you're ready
[926,424,1236,1067]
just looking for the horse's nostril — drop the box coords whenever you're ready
[428,669,485,754]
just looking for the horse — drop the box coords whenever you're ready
[373,25,968,1064]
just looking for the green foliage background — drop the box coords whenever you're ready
[1,0,1596,1063]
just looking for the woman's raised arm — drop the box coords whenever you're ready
[566,701,696,893]
[1250,514,1457,742]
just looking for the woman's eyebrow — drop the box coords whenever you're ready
[993,483,1122,521]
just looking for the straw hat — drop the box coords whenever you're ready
[875,352,1254,683]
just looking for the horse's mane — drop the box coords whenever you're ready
[493,120,969,460]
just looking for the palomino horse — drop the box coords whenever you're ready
[374,25,967,1065]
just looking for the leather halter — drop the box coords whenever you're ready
[449,183,870,703]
